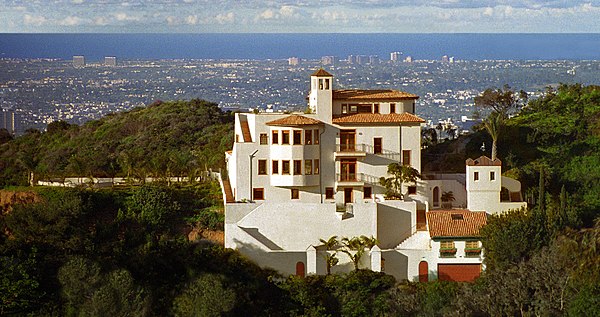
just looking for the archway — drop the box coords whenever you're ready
[296,261,305,277]
[433,186,440,208]
[419,261,429,282]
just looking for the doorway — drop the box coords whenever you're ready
[344,188,353,205]
[340,130,356,151]
[433,186,440,208]
[374,137,382,154]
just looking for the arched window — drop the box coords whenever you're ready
[419,261,429,282]
[296,261,305,277]
[433,187,440,208]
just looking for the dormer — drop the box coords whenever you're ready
[308,68,333,123]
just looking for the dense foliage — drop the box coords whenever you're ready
[2,86,600,316]
[0,99,234,187]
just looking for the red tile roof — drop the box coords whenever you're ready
[466,156,502,166]
[333,89,419,101]
[332,112,425,124]
[427,210,487,238]
[266,114,323,126]
[311,68,333,77]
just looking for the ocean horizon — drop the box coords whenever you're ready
[1,33,600,61]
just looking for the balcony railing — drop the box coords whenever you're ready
[336,173,384,187]
[335,143,401,160]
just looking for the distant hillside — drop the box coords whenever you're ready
[0,99,234,187]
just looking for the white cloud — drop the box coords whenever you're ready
[166,16,178,25]
[114,12,140,22]
[72,0,84,4]
[58,16,82,26]
[23,14,47,26]
[185,15,198,25]
[94,16,108,25]
[215,12,235,24]
[258,9,275,20]
[483,7,494,16]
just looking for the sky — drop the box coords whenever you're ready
[1,0,600,33]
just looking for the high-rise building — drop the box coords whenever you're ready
[104,56,117,67]
[1,108,18,134]
[347,55,355,64]
[321,56,336,66]
[369,55,379,64]
[356,55,368,65]
[441,55,449,63]
[390,51,402,61]
[404,56,413,63]
[288,57,300,66]
[73,55,85,67]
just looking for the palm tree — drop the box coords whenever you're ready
[319,236,340,275]
[483,111,503,161]
[441,191,456,208]
[379,163,421,199]
[341,237,365,270]
[341,236,378,270]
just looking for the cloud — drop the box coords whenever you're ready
[94,16,108,25]
[166,16,178,25]
[114,12,140,22]
[72,0,85,4]
[185,15,198,25]
[215,12,235,24]
[23,14,47,26]
[58,16,82,26]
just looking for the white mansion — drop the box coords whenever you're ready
[220,69,526,282]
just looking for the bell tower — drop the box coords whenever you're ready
[308,68,333,123]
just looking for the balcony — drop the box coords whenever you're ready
[335,143,367,159]
[335,172,384,188]
[335,143,401,160]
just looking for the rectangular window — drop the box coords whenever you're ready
[490,171,496,181]
[319,78,324,89]
[293,130,302,145]
[408,186,417,195]
[440,241,455,249]
[272,160,279,174]
[235,134,239,143]
[342,104,348,114]
[364,187,372,199]
[253,188,264,200]
[282,130,290,144]
[282,160,290,174]
[466,241,479,249]
[305,130,312,145]
[373,103,379,113]
[305,160,312,175]
[293,160,302,175]
[402,150,411,166]
[260,133,268,145]
[291,189,299,200]
[350,105,358,113]
[314,130,320,144]
[325,187,334,199]
[324,78,330,89]
[474,171,479,181]
[390,103,396,113]
[314,159,320,174]
[272,130,279,145]
[258,160,267,175]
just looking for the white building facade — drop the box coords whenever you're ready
[221,69,526,282]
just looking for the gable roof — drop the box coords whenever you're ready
[266,114,323,126]
[466,156,502,166]
[332,112,425,124]
[333,89,419,101]
[311,68,333,77]
[427,210,487,238]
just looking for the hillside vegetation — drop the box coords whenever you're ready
[1,87,600,316]
[0,99,234,187]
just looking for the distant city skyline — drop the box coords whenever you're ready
[1,0,599,33]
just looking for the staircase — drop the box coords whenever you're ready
[221,179,235,203]
[240,120,252,142]
[396,231,431,250]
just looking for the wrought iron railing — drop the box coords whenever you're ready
[335,143,401,160]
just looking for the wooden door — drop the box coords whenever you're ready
[374,137,382,154]
[344,188,353,205]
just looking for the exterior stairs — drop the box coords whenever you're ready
[396,231,431,250]
[240,119,252,142]
[221,179,235,203]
